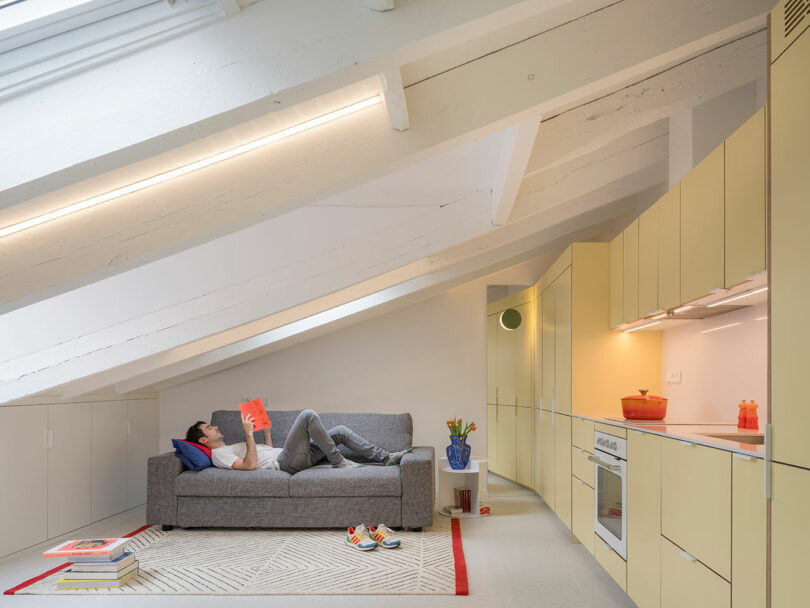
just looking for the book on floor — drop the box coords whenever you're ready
[43,538,131,561]
[62,561,139,581]
[238,398,272,431]
[57,567,139,589]
[65,552,136,572]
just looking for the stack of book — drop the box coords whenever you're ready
[43,538,139,590]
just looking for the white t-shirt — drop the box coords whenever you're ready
[211,443,283,470]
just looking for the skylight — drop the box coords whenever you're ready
[0,0,115,38]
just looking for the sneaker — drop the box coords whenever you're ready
[384,447,414,466]
[334,457,366,468]
[368,524,401,548]
[345,525,378,551]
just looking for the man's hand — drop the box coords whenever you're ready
[232,414,259,470]
[241,414,255,435]
[263,426,273,448]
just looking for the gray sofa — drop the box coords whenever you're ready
[147,410,434,530]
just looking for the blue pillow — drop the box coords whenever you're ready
[172,439,212,471]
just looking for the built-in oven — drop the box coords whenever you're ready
[590,431,627,559]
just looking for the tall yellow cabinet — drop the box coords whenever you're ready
[769,3,810,605]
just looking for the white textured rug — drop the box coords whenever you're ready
[14,517,462,595]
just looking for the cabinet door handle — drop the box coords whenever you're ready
[575,478,584,485]
[679,550,698,563]
[632,430,644,435]
[678,440,695,447]
[603,541,613,553]
[733,453,753,461]
[45,429,53,449]
[515,405,517,416]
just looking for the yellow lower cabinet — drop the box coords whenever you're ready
[541,409,556,510]
[771,462,810,607]
[516,406,533,487]
[571,477,594,555]
[571,445,594,486]
[487,403,498,474]
[661,439,731,580]
[571,416,594,452]
[594,533,627,592]
[554,413,572,529]
[731,455,765,608]
[661,536,730,608]
[496,405,516,480]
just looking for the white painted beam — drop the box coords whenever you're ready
[491,114,541,225]
[378,68,410,130]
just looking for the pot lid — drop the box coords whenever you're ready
[623,389,666,400]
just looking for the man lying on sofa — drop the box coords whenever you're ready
[186,409,412,474]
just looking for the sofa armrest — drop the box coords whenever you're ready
[400,446,434,530]
[146,451,185,526]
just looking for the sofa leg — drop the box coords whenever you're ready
[162,525,174,532]
[406,527,422,532]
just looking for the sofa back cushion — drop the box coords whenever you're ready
[210,410,413,457]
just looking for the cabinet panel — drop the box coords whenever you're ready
[554,413,572,529]
[731,455,765,608]
[594,533,627,592]
[92,401,128,522]
[725,106,766,287]
[627,430,662,608]
[661,536,730,608]
[555,268,572,415]
[542,278,555,412]
[487,314,498,404]
[127,399,158,509]
[516,406,532,487]
[771,27,810,470]
[497,313,516,406]
[657,183,681,310]
[623,219,639,323]
[572,478,594,555]
[661,439,731,580]
[533,290,542,410]
[0,406,48,558]
[48,403,92,538]
[638,204,660,316]
[487,403,498,473]
[771,462,810,607]
[571,416,594,452]
[533,407,543,493]
[514,302,532,407]
[541,409,556,509]
[496,405,517,480]
[610,233,624,328]
[571,446,594,487]
[681,143,725,303]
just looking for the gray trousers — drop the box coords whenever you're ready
[276,409,389,474]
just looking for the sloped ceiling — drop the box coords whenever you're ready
[0,0,770,404]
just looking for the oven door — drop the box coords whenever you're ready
[590,449,627,560]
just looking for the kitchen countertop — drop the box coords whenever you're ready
[575,415,765,458]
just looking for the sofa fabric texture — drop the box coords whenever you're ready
[147,410,433,530]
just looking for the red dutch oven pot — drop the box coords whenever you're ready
[621,389,668,420]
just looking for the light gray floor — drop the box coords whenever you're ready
[0,474,635,607]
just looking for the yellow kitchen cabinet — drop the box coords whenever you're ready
[680,143,725,303]
[554,269,572,415]
[487,403,498,474]
[496,404,516,480]
[516,406,533,487]
[627,430,662,608]
[770,13,810,471]
[514,302,533,408]
[541,408,556,510]
[594,533,627,592]
[571,416,594,452]
[731,454,765,608]
[725,106,766,288]
[638,203,660,317]
[487,314,498,404]
[542,275,555,413]
[533,286,543,493]
[497,310,517,407]
[610,232,624,328]
[572,477,594,555]
[571,446,594,487]
[534,407,543,493]
[657,183,681,311]
[623,219,639,323]
[771,462,810,607]
[594,422,626,439]
[554,412,572,529]
[660,536,730,608]
[661,439,731,580]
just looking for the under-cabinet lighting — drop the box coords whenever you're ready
[651,312,667,320]
[625,320,661,333]
[673,305,693,313]
[0,95,383,239]
[707,287,769,308]
[701,322,742,334]
[755,316,768,321]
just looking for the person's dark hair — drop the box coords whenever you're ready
[185,421,208,445]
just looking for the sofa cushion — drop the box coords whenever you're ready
[171,439,212,471]
[288,465,401,497]
[174,467,291,497]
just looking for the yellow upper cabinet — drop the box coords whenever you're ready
[514,302,533,408]
[623,219,639,323]
[725,106,766,288]
[487,314,498,404]
[609,233,624,328]
[680,143,725,303]
[554,269,572,415]
[497,311,517,406]
[638,204,660,317]
[657,183,681,311]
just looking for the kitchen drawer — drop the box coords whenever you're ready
[571,416,594,451]
[594,533,627,592]
[571,445,594,487]
[661,536,730,608]
[572,478,594,555]
[661,439,731,580]
[595,422,626,439]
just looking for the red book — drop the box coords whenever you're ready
[238,398,272,432]
[43,538,130,559]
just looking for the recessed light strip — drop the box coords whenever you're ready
[625,320,662,333]
[707,286,769,308]
[0,95,383,239]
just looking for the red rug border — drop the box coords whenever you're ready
[451,517,469,596]
[3,524,151,595]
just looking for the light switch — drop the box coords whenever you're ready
[666,370,682,384]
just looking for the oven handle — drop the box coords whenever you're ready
[587,454,622,472]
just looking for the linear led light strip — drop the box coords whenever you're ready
[0,95,383,239]
[707,286,768,307]
[625,320,661,333]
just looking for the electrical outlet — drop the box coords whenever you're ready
[666,370,682,384]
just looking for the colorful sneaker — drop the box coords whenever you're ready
[369,524,401,548]
[345,525,378,551]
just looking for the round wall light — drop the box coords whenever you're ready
[499,308,522,330]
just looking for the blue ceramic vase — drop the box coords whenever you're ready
[446,435,471,470]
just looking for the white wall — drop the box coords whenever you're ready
[660,302,767,423]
